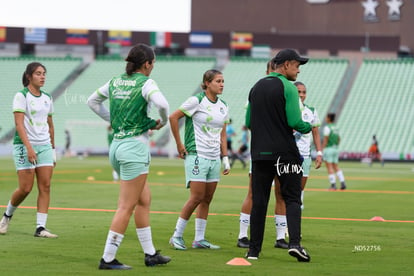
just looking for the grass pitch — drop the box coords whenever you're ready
[0,156,413,275]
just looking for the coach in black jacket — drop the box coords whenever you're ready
[245,49,312,262]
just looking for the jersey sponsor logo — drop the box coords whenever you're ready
[112,89,132,99]
[113,79,137,87]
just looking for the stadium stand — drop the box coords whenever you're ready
[0,57,83,144]
[220,58,269,147]
[220,58,349,150]
[338,59,414,158]
[52,56,216,155]
[2,55,413,160]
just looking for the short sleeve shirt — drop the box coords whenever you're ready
[180,92,229,160]
[296,104,320,156]
[13,88,53,145]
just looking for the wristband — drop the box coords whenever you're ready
[316,151,323,156]
[222,156,230,170]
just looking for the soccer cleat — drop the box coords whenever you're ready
[192,239,220,249]
[340,182,347,190]
[245,251,259,260]
[274,239,289,249]
[237,237,250,248]
[0,214,12,234]
[98,258,132,270]
[169,236,187,250]
[288,245,311,262]
[144,250,171,267]
[34,227,58,238]
[328,184,337,191]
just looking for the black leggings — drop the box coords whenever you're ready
[249,159,302,254]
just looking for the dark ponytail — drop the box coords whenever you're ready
[125,43,155,75]
[22,62,46,87]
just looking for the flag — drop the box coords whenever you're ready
[66,29,89,45]
[0,27,5,42]
[230,32,253,50]
[150,32,172,48]
[189,31,212,48]
[108,30,131,46]
[24,28,47,44]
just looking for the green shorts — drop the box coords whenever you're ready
[302,156,311,177]
[184,155,221,188]
[323,147,339,164]
[13,144,53,170]
[109,138,150,181]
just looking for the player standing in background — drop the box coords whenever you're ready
[230,125,248,169]
[292,81,322,209]
[322,113,346,190]
[226,118,236,157]
[64,129,71,157]
[368,134,384,166]
[169,69,230,250]
[87,43,171,269]
[0,62,58,238]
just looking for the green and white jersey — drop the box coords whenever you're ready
[180,92,229,160]
[296,104,320,156]
[323,123,340,147]
[13,87,53,145]
[96,73,159,140]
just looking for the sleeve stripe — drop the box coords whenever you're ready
[96,90,108,99]
[147,89,160,99]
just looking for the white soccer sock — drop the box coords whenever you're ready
[194,218,207,241]
[329,174,336,185]
[136,226,156,255]
[5,201,17,217]
[275,215,287,240]
[336,170,345,182]
[112,170,119,181]
[239,212,250,239]
[102,230,124,263]
[36,212,48,228]
[173,217,188,238]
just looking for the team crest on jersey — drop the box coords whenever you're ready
[220,107,225,114]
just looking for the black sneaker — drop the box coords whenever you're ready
[288,245,311,262]
[340,182,346,190]
[98,258,132,270]
[274,239,289,249]
[245,251,259,260]
[144,250,171,267]
[328,184,337,191]
[237,237,250,248]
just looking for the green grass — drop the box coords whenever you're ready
[1,157,413,275]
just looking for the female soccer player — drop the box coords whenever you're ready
[169,69,230,250]
[0,62,57,238]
